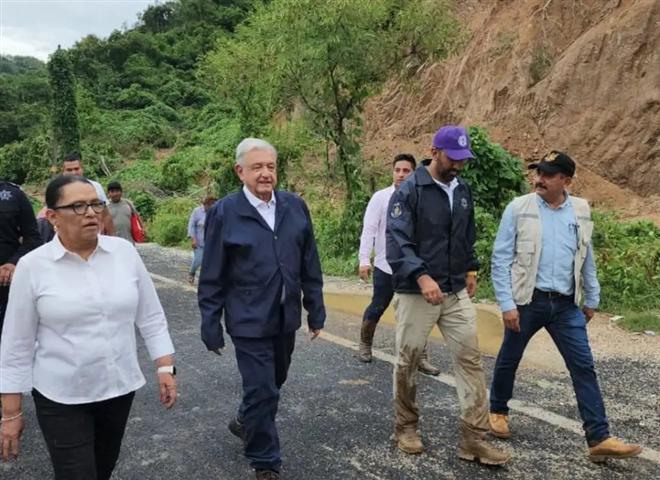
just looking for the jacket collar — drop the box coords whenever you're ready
[242,185,276,209]
[415,159,466,188]
[237,188,289,232]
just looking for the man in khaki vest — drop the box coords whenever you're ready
[489,151,642,462]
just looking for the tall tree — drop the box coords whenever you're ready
[47,46,80,161]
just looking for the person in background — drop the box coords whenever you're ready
[187,196,217,284]
[61,151,115,236]
[107,180,142,244]
[357,154,440,375]
[0,179,42,341]
[0,175,176,479]
[489,151,642,462]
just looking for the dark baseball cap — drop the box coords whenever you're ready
[528,151,575,177]
[107,180,122,191]
[432,125,475,161]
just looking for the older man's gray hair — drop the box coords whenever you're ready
[235,138,277,166]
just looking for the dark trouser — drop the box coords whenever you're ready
[33,389,135,480]
[489,294,610,446]
[363,267,394,323]
[232,330,296,472]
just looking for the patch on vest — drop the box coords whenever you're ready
[460,197,469,209]
[390,202,402,218]
[0,189,13,201]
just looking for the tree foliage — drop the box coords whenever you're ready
[47,47,81,160]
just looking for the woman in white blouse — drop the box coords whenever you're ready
[0,175,176,479]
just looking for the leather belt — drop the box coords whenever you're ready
[532,288,572,300]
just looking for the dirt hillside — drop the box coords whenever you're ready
[362,0,660,221]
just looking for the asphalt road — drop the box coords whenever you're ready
[2,244,658,480]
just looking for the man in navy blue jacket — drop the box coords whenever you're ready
[198,138,326,480]
[386,126,508,466]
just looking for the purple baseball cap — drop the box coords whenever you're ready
[432,125,475,161]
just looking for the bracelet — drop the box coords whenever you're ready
[1,411,23,423]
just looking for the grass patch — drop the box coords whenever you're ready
[617,311,660,333]
[529,44,553,85]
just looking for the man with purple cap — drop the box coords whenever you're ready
[386,125,509,465]
[489,151,642,462]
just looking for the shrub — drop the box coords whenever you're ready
[529,44,553,85]
[148,197,197,246]
[130,190,157,221]
[462,126,528,217]
[591,212,660,312]
[158,147,215,194]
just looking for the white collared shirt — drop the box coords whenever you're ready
[243,185,276,230]
[241,185,285,302]
[358,185,395,274]
[433,177,459,210]
[0,235,174,404]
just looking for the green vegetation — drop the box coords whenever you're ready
[0,0,658,320]
[529,43,553,85]
[617,311,660,334]
[48,47,81,160]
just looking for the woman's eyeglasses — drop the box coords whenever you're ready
[52,201,106,215]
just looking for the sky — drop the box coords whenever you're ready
[0,0,158,61]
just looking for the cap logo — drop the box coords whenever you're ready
[457,135,468,147]
[545,152,558,162]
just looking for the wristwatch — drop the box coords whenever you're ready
[157,365,177,376]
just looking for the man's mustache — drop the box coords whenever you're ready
[535,183,546,189]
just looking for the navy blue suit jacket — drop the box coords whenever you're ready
[198,189,326,350]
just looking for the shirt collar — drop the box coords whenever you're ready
[50,234,113,261]
[242,185,276,208]
[433,177,459,189]
[536,191,572,210]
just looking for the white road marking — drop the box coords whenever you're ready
[149,272,660,465]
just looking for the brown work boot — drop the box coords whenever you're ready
[418,346,440,376]
[395,428,424,454]
[458,423,509,466]
[358,320,378,363]
[489,413,511,439]
[588,437,642,463]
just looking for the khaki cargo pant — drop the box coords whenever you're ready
[393,289,489,433]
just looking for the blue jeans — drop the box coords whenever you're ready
[363,267,394,323]
[490,295,610,446]
[189,247,204,277]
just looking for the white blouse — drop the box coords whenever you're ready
[0,235,174,404]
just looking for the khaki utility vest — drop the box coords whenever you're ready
[510,193,594,306]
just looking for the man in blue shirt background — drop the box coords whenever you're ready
[489,151,642,462]
[186,196,216,284]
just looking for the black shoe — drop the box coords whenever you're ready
[228,417,245,442]
[255,469,280,479]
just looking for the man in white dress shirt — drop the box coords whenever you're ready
[357,154,440,375]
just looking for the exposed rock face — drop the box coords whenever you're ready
[363,0,659,215]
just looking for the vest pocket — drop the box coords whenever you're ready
[514,240,535,267]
